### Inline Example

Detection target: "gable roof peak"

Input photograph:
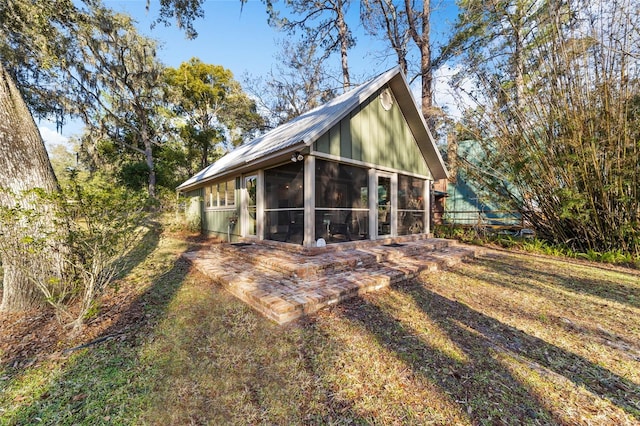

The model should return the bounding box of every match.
[177,66,446,191]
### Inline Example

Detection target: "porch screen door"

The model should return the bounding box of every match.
[244,175,257,236]
[377,176,392,237]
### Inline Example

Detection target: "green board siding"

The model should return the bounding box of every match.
[315,89,430,177]
[187,185,242,239]
[185,188,202,199]
[445,140,520,226]
[316,131,329,153]
[330,124,341,157]
[352,105,367,163]
[351,107,363,162]
[202,208,241,239]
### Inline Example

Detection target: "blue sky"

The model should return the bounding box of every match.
[41,0,461,147]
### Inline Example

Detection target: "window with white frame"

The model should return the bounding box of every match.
[205,179,236,209]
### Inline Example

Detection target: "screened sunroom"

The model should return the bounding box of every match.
[177,67,448,247]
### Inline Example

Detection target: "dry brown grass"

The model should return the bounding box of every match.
[139,248,639,425]
[2,235,639,425]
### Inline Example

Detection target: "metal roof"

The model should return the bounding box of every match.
[177,66,448,191]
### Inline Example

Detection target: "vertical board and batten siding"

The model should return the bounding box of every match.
[202,206,241,239]
[314,88,431,179]
[186,185,242,239]
[446,139,520,226]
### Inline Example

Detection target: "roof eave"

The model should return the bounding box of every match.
[177,142,309,193]
[298,67,404,147]
[178,68,407,192]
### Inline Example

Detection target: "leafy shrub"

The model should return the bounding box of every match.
[490,235,517,248]
[437,225,639,269]
[0,175,150,333]
[118,161,150,191]
[577,249,603,262]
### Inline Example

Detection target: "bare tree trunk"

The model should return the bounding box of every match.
[140,124,156,200]
[0,257,44,311]
[200,143,208,171]
[509,5,525,110]
[420,1,432,118]
[0,63,62,311]
[369,0,409,75]
[405,0,432,119]
[145,144,156,200]
[336,0,351,91]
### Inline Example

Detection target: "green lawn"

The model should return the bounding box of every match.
[1,228,639,425]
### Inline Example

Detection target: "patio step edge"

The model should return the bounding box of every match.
[181,240,479,325]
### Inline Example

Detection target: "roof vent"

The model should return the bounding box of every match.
[380,88,394,110]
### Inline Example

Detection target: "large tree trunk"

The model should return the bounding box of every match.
[144,143,156,200]
[0,63,62,312]
[140,121,157,199]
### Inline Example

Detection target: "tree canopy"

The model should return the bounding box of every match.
[0,0,223,314]
[164,58,264,174]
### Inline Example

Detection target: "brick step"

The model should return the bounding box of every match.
[362,239,453,264]
[216,244,378,278]
[183,239,480,324]
[267,247,476,322]
[216,238,458,279]
[230,246,477,324]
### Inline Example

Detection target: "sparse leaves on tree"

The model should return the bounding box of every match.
[448,0,640,255]
[0,179,150,333]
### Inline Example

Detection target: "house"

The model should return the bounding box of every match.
[177,67,448,247]
[441,139,522,229]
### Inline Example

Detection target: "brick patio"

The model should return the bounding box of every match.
[182,236,480,324]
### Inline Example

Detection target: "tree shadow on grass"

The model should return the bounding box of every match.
[336,272,640,424]
[456,251,640,354]
[4,237,190,424]
[295,317,378,425]
[337,292,558,425]
[453,253,640,353]
[4,253,371,424]
[0,220,163,372]
[478,252,640,310]
[113,219,163,281]
[401,280,640,421]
